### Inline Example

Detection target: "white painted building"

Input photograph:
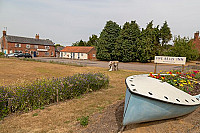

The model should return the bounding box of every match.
[60,46,96,60]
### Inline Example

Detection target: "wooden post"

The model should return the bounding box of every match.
[154,63,157,74]
[56,88,59,103]
[182,65,185,73]
[8,98,13,113]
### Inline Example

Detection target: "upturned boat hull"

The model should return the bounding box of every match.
[123,88,199,126]
[123,74,200,126]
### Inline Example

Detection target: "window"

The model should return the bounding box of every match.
[34,45,38,49]
[51,52,54,56]
[26,44,30,48]
[81,53,83,56]
[15,43,21,47]
[45,52,49,56]
[45,46,50,49]
[93,54,96,57]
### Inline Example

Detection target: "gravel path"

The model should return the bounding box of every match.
[35,57,181,72]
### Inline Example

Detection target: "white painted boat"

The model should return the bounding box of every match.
[123,74,200,126]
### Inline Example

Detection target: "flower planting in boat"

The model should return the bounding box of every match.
[149,70,200,95]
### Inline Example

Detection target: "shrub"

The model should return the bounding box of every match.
[0,73,109,119]
[0,52,5,57]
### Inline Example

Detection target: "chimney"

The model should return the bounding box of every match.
[3,30,6,36]
[35,34,39,39]
[194,31,199,41]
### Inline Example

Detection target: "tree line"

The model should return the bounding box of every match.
[73,20,199,62]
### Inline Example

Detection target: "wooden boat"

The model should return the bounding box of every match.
[123,74,200,126]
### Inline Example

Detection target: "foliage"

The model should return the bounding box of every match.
[0,52,5,57]
[0,73,109,119]
[77,116,89,126]
[114,21,140,62]
[136,21,160,62]
[149,70,200,95]
[96,20,121,61]
[95,20,173,62]
[72,40,87,46]
[165,36,199,61]
[160,21,172,46]
[87,34,98,46]
[55,44,64,49]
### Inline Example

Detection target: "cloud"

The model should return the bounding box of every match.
[1,0,200,45]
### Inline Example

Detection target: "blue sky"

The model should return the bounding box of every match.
[0,0,200,46]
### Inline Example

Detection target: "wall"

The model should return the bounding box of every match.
[6,42,55,57]
[88,48,96,60]
[193,32,200,53]
[60,52,88,59]
[61,52,71,58]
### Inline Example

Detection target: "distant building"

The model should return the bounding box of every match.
[0,30,55,57]
[55,46,64,58]
[60,46,96,60]
[193,31,200,53]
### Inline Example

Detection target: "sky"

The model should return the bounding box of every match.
[0,0,200,46]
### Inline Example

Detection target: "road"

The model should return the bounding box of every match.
[34,57,183,72]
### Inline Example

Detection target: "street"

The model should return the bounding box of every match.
[35,57,182,72]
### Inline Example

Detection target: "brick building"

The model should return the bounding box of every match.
[193,31,200,53]
[60,46,96,60]
[0,30,55,57]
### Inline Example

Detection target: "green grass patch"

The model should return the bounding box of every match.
[77,116,89,126]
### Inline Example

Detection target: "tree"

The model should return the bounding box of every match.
[166,36,199,61]
[136,21,159,62]
[72,40,87,46]
[87,34,98,46]
[114,21,140,62]
[96,20,121,61]
[160,21,172,46]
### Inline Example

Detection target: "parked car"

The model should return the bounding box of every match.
[15,53,32,58]
[6,53,19,57]
[24,53,32,58]
[15,53,24,58]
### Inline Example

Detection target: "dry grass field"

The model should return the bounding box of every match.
[0,58,143,132]
[0,58,200,133]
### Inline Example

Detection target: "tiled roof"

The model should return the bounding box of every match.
[60,46,95,53]
[5,35,54,46]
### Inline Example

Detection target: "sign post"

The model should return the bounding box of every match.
[154,56,186,73]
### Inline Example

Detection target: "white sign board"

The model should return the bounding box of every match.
[37,49,48,52]
[154,56,186,65]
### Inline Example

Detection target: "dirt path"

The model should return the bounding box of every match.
[74,100,200,133]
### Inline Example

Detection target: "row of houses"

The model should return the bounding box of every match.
[2,30,200,60]
[0,30,96,60]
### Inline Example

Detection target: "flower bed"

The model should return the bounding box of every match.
[0,73,109,119]
[149,70,200,96]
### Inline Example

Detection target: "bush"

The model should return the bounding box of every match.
[0,52,5,57]
[0,73,109,119]
[165,36,199,61]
